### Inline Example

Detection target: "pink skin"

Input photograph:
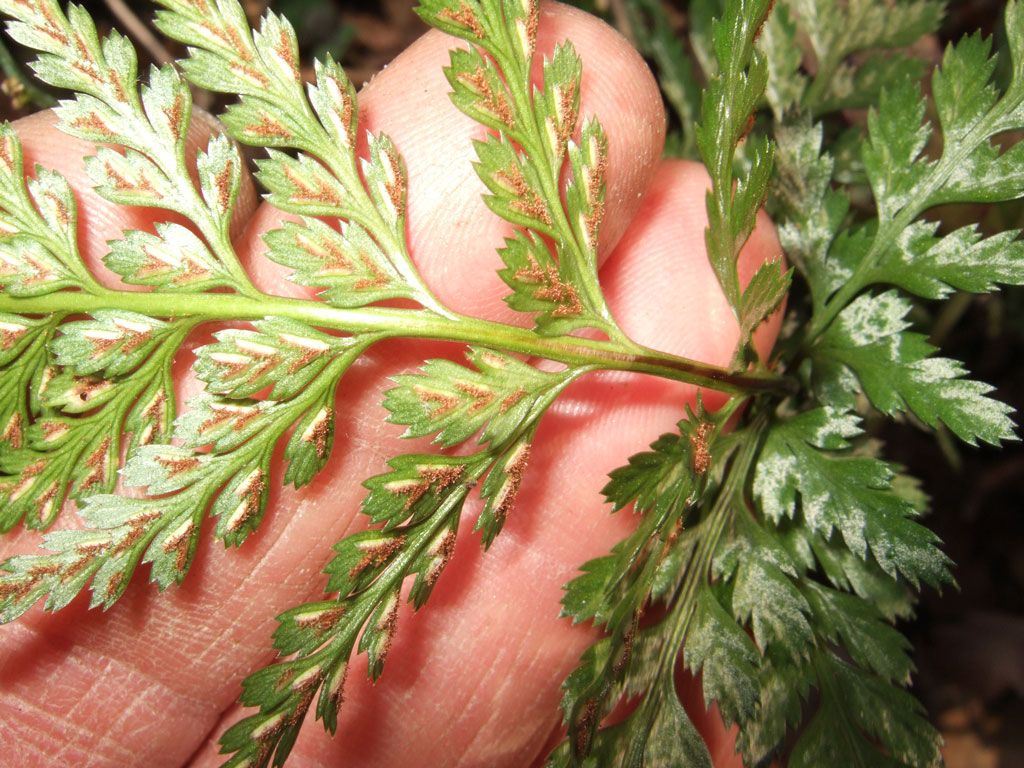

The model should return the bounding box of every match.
[0,3,781,767]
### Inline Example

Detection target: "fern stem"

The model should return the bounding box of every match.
[0,290,793,394]
[657,406,767,683]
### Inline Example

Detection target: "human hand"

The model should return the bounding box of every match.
[0,3,781,766]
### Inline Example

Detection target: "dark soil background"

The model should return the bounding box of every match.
[1,1,1021,765]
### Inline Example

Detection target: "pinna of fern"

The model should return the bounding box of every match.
[0,0,1021,767]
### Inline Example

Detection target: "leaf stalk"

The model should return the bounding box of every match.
[0,290,794,395]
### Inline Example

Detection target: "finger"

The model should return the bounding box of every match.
[0,4,670,767]
[13,107,258,288]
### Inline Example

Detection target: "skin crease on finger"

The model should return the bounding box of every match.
[0,4,779,768]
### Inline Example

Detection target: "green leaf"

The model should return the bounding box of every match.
[308,56,357,153]
[816,55,928,115]
[497,229,587,332]
[476,437,531,548]
[797,526,916,622]
[6,2,138,103]
[0,126,61,245]
[861,79,932,222]
[791,653,942,768]
[362,133,407,233]
[869,222,1024,299]
[717,510,814,662]
[736,257,790,361]
[137,65,191,152]
[0,313,185,531]
[551,644,712,768]
[384,348,561,448]
[272,600,348,657]
[104,224,232,291]
[52,311,170,376]
[802,581,913,684]
[0,314,52,450]
[758,2,806,118]
[539,42,583,164]
[255,151,348,217]
[601,407,711,521]
[261,218,412,307]
[86,147,178,209]
[24,167,78,257]
[564,119,607,262]
[684,585,760,726]
[357,589,400,681]
[927,31,1024,203]
[0,236,78,295]
[696,0,775,313]
[0,490,199,619]
[406,520,459,609]
[735,647,814,764]
[753,407,951,587]
[120,444,209,494]
[798,0,943,93]
[197,133,241,228]
[323,529,409,600]
[445,46,517,137]
[415,0,490,45]
[174,395,275,452]
[861,26,1024,221]
[211,459,272,548]
[639,680,712,768]
[559,552,617,627]
[475,133,555,235]
[282,401,335,489]
[155,0,265,96]
[183,56,278,105]
[194,317,341,399]
[0,449,67,530]
[360,454,470,529]
[251,11,301,89]
[38,371,112,412]
[123,380,174,454]
[771,113,848,306]
[816,290,1017,445]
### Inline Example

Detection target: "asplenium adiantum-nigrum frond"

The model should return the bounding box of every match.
[0,0,1022,766]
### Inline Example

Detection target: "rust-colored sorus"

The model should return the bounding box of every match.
[691,421,713,475]
[348,535,406,581]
